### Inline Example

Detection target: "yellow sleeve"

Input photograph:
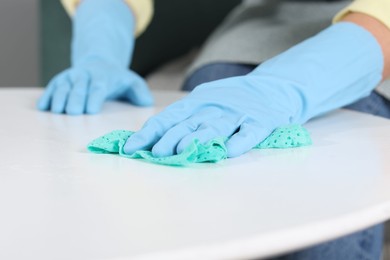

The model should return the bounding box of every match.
[333,0,390,30]
[60,0,154,36]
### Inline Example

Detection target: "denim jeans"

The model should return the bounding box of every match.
[182,62,390,260]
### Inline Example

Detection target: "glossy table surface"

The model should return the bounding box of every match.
[1,87,390,260]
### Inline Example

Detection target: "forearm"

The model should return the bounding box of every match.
[342,12,390,79]
[61,0,153,36]
[71,0,135,67]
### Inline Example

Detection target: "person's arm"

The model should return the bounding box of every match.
[37,0,154,115]
[61,0,154,36]
[123,4,388,158]
[339,12,390,79]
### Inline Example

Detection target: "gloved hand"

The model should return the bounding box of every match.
[37,0,153,115]
[124,22,383,158]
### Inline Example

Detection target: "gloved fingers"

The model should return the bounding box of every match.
[65,70,90,115]
[123,101,197,154]
[176,116,241,155]
[151,107,223,157]
[226,122,272,158]
[123,71,154,106]
[37,71,67,111]
[86,78,107,114]
[51,74,72,114]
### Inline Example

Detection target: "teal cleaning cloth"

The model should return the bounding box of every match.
[87,125,312,166]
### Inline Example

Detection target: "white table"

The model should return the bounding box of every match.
[1,87,390,260]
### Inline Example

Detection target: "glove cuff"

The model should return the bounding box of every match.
[71,0,135,68]
[253,22,384,122]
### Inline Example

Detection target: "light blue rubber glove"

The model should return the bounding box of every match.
[37,0,153,115]
[124,22,383,158]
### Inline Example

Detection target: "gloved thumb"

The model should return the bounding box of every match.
[122,70,154,106]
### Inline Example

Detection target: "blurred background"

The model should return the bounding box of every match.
[1,0,240,87]
[0,0,39,86]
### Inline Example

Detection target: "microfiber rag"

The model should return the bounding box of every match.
[87,125,312,166]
